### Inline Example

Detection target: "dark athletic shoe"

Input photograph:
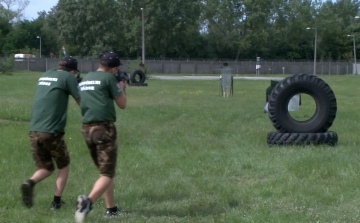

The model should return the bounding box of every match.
[50,200,65,210]
[105,206,122,217]
[75,195,92,223]
[21,181,33,208]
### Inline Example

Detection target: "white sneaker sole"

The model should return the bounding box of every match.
[75,210,85,223]
[74,195,89,223]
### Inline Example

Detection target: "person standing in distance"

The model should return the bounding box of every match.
[75,52,127,223]
[21,56,81,210]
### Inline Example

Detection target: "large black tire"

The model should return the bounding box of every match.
[130,70,146,83]
[268,73,337,133]
[267,131,338,146]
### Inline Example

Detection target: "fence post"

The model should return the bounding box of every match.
[193,61,196,75]
[321,64,323,75]
[80,58,82,73]
[161,60,164,74]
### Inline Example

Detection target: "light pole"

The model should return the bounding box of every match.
[141,7,145,65]
[306,27,317,75]
[348,34,357,75]
[36,36,41,58]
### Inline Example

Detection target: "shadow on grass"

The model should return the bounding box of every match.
[141,189,191,202]
[117,186,254,218]
[123,199,244,218]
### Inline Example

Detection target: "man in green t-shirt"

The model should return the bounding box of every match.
[21,57,81,210]
[75,52,126,223]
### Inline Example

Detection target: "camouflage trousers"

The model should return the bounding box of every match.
[82,121,118,178]
[29,131,70,171]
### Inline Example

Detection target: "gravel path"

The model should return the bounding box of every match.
[149,75,284,80]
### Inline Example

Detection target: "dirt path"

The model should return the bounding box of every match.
[150,76,284,80]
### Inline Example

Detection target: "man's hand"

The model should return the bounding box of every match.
[118,80,126,94]
[115,81,127,109]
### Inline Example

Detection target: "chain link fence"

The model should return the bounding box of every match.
[13,58,355,75]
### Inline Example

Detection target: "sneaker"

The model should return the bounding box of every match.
[50,200,65,210]
[105,206,122,217]
[21,181,33,208]
[75,195,92,223]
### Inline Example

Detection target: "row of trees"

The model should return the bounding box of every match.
[0,0,360,61]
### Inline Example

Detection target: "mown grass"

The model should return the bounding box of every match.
[1,71,360,222]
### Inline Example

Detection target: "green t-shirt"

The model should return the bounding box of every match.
[29,69,80,133]
[79,71,122,123]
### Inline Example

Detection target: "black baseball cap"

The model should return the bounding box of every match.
[59,56,79,72]
[100,52,122,68]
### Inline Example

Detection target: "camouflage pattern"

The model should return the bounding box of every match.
[81,122,117,178]
[29,131,70,171]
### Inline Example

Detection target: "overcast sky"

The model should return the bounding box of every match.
[23,0,58,20]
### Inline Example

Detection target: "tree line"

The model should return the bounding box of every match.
[0,0,359,61]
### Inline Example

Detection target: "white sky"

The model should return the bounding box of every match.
[23,0,58,20]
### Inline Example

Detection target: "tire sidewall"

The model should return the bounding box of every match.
[130,70,146,83]
[268,74,336,133]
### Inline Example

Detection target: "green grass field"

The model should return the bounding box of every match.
[1,71,360,222]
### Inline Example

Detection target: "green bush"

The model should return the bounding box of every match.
[126,58,150,78]
[0,55,15,75]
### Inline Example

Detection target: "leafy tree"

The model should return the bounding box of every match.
[1,0,360,60]
[270,0,317,60]
[117,0,204,58]
[56,0,121,57]
[0,16,12,54]
[200,0,317,60]
[2,19,42,55]
[0,0,29,23]
[35,10,60,57]
[145,0,203,58]
[315,0,360,60]
[201,0,246,59]
[240,0,278,59]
